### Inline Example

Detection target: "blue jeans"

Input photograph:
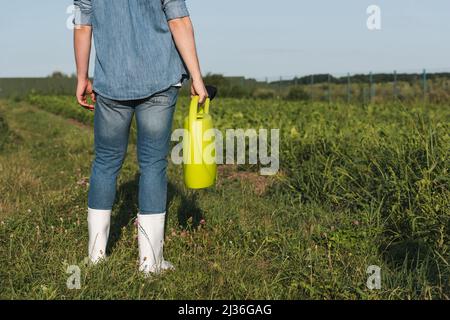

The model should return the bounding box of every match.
[88,86,179,214]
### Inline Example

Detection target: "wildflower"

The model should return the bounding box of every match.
[77,177,89,187]
[290,127,300,139]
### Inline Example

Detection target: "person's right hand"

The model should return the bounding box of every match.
[76,78,96,111]
[191,77,208,104]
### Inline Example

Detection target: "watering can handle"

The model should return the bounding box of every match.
[189,96,211,131]
[189,85,217,130]
[189,96,211,115]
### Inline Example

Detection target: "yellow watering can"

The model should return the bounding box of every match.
[183,87,218,189]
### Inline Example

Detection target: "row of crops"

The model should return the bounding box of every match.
[0,111,20,151]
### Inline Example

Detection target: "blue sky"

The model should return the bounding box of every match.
[1,0,449,79]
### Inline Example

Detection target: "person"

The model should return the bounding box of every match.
[73,0,208,275]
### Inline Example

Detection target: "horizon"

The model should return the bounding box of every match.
[1,70,450,82]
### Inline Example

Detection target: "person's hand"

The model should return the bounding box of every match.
[76,78,96,111]
[191,77,208,104]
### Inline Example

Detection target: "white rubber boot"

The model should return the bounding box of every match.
[87,208,111,264]
[137,213,174,275]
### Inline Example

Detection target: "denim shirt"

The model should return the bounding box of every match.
[74,0,190,101]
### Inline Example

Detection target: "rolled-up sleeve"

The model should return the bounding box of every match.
[73,0,92,26]
[161,0,190,21]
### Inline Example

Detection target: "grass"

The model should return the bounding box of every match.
[0,96,449,299]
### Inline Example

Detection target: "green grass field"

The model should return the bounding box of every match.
[0,95,449,299]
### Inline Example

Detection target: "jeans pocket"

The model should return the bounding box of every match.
[96,94,120,108]
[150,86,179,105]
